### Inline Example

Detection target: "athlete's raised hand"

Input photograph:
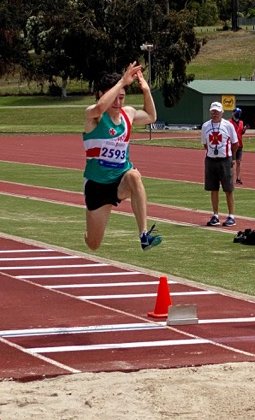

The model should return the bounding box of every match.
[136,69,150,92]
[122,61,142,86]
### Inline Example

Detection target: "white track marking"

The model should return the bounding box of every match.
[1,263,108,270]
[79,291,216,299]
[2,317,255,338]
[46,281,177,289]
[0,323,165,337]
[16,271,142,279]
[0,248,53,253]
[199,317,255,324]
[0,337,80,373]
[29,338,209,354]
[0,256,80,261]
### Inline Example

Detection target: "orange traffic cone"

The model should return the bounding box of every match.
[148,275,172,318]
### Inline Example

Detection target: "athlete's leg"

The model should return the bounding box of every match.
[117,168,147,234]
[85,204,112,250]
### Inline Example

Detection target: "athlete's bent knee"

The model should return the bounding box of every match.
[84,234,101,251]
[126,169,142,187]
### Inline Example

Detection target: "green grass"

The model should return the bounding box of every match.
[0,95,144,133]
[0,94,143,107]
[0,96,91,106]
[0,162,82,191]
[1,194,255,295]
[1,161,255,217]
[132,137,255,152]
[188,61,254,80]
[0,107,84,133]
[188,30,255,80]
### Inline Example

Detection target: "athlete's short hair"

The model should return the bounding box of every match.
[95,72,123,99]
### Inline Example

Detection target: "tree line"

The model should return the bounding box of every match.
[0,0,254,104]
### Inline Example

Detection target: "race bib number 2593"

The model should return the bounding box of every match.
[99,140,127,168]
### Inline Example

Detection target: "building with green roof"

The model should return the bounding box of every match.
[153,80,255,128]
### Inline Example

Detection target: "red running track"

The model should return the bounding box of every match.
[1,134,255,231]
[1,134,255,381]
[0,133,255,186]
[1,181,255,233]
[0,236,255,381]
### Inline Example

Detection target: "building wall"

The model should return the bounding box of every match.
[152,87,203,126]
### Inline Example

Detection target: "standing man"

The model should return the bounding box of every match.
[229,107,247,185]
[82,61,162,251]
[201,101,239,227]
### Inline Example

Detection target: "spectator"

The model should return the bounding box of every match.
[229,107,247,185]
[201,102,239,227]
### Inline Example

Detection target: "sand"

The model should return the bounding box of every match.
[0,362,255,419]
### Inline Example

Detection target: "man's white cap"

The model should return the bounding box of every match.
[209,102,223,112]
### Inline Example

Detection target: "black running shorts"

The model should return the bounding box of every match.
[84,177,123,211]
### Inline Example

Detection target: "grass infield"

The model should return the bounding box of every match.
[0,161,255,296]
[1,161,255,217]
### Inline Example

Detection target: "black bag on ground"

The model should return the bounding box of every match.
[233,229,255,245]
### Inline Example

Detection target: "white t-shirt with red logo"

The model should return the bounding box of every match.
[201,118,238,158]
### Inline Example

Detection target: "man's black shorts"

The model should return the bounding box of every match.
[84,177,123,211]
[205,157,233,192]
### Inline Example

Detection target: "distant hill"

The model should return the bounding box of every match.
[188,29,255,81]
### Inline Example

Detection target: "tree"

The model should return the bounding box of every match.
[23,0,84,95]
[216,0,232,28]
[230,0,255,15]
[90,1,200,105]
[231,0,238,31]
[1,0,201,104]
[185,1,219,26]
[151,8,200,106]
[0,0,28,77]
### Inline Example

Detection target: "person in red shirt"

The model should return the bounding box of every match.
[229,107,247,185]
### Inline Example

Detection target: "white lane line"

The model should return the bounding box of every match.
[0,249,53,254]
[79,291,216,299]
[0,323,164,338]
[1,263,108,270]
[2,317,255,338]
[199,317,255,324]
[16,271,142,279]
[0,337,80,373]
[0,256,81,261]
[46,281,177,289]
[215,335,255,344]
[29,338,209,354]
